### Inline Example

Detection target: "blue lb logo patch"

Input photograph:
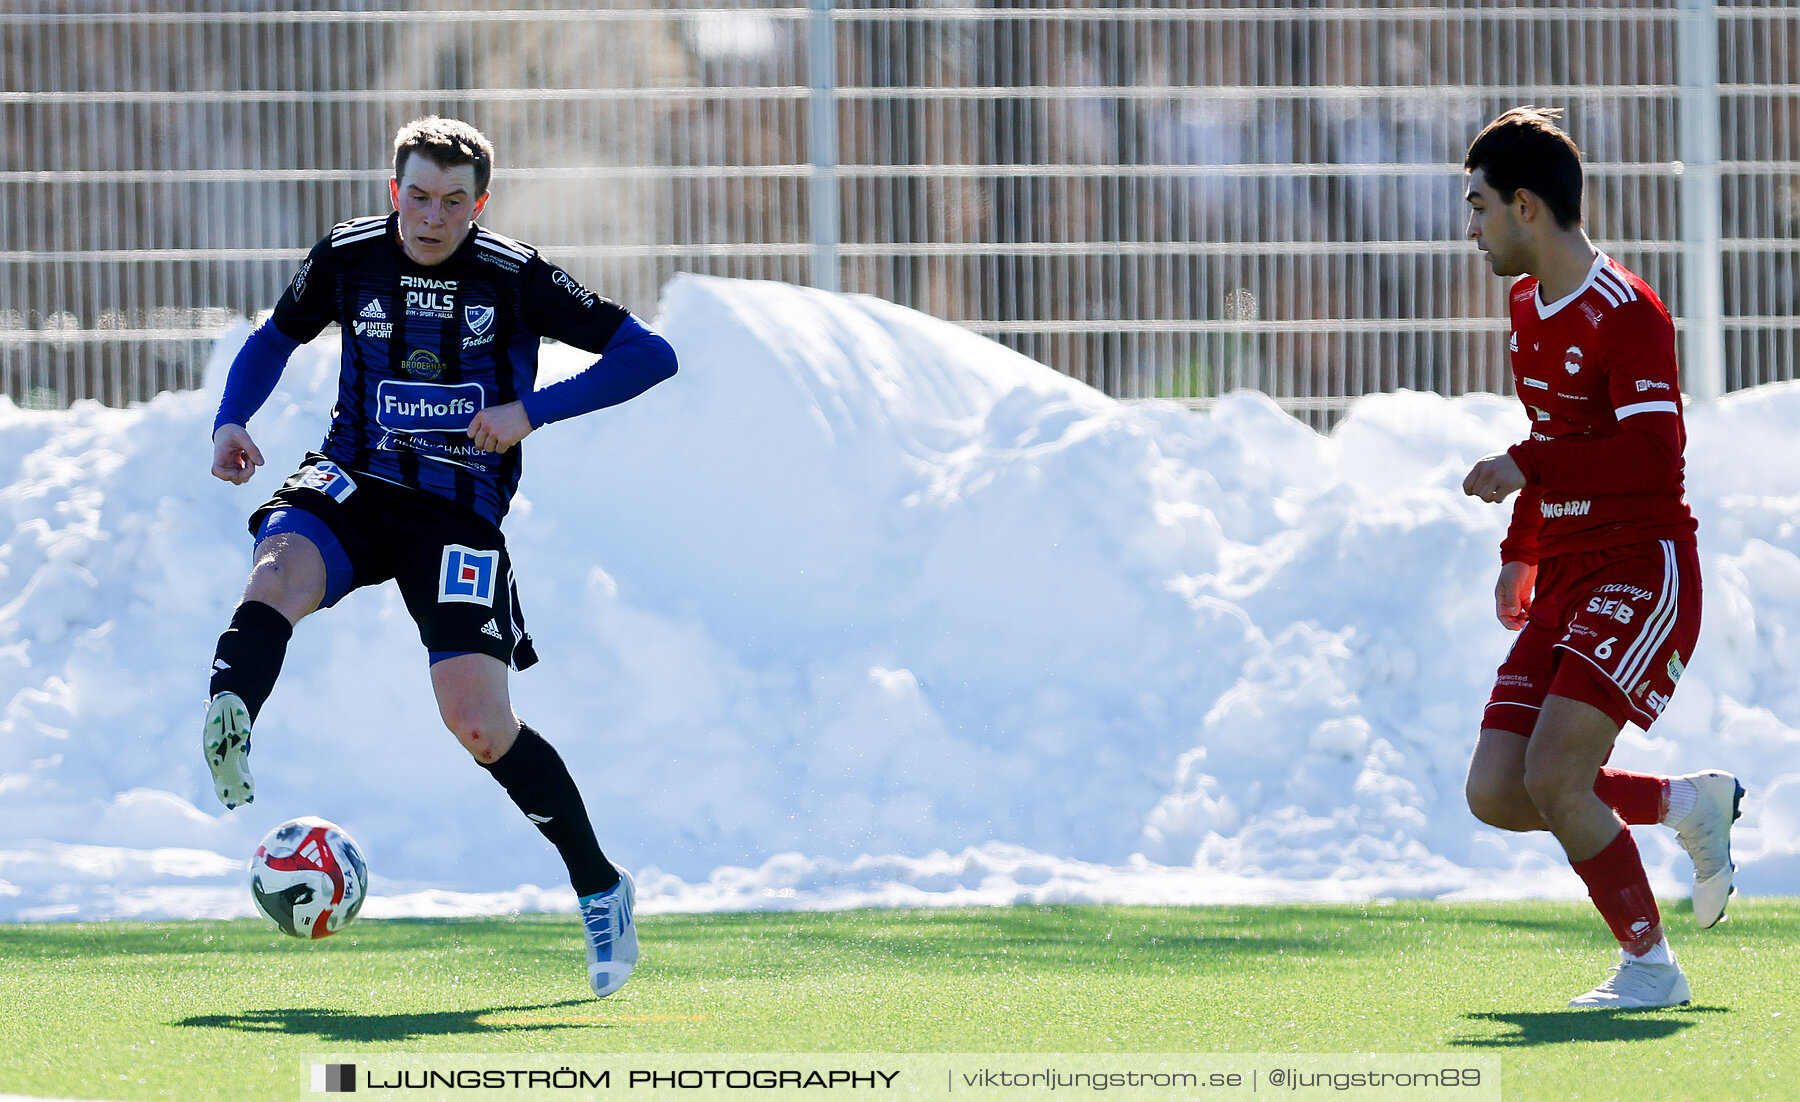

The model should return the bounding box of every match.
[439,545,499,606]
[296,460,356,503]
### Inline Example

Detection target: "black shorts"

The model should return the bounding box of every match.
[247,454,539,670]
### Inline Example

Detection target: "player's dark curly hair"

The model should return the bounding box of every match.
[1465,106,1583,230]
[393,116,495,195]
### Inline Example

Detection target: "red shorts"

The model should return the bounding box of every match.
[1484,539,1701,736]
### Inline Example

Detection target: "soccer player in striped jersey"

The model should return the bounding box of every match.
[204,117,671,998]
[1459,107,1743,1009]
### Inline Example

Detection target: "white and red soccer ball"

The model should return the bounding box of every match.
[249,816,369,939]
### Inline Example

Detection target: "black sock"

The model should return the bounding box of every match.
[480,723,619,898]
[209,600,293,722]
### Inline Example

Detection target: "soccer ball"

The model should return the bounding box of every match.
[249,816,369,940]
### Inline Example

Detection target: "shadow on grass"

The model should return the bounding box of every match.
[175,1000,617,1042]
[1452,1005,1726,1047]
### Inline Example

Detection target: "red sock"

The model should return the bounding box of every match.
[1569,828,1663,956]
[1593,769,1667,826]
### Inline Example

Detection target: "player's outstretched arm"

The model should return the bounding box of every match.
[211,423,265,485]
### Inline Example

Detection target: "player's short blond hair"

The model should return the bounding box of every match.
[393,116,495,195]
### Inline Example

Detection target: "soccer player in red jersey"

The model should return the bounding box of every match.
[1459,107,1744,1008]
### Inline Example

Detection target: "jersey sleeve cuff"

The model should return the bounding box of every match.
[1506,441,1542,485]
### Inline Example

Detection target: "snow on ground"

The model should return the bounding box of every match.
[2,273,1797,924]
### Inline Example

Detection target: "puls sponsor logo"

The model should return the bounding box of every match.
[406,290,455,319]
[402,275,457,319]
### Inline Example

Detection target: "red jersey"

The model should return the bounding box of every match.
[1500,252,1698,564]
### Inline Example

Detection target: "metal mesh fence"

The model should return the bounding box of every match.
[3,1,1796,423]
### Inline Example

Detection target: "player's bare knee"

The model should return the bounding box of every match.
[1465,781,1509,828]
[444,710,517,764]
[1466,779,1534,831]
[451,722,502,763]
[1521,766,1582,829]
[244,548,323,620]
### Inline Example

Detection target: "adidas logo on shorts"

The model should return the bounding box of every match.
[480,619,503,640]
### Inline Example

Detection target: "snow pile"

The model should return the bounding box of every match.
[2,274,1796,922]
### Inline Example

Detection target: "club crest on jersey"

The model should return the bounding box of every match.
[1564,345,1584,375]
[463,304,497,350]
[401,348,444,380]
[439,545,499,607]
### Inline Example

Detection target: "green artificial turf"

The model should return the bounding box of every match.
[0,900,1794,1100]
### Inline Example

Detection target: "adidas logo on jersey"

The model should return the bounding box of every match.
[480,619,503,640]
[359,299,387,320]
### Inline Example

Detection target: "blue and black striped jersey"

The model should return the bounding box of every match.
[267,213,633,525]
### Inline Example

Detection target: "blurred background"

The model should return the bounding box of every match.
[3,0,1796,425]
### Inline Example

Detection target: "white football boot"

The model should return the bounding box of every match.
[202,691,255,809]
[1568,950,1692,1009]
[1670,770,1744,928]
[580,868,639,998]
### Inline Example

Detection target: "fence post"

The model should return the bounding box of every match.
[1677,0,1725,401]
[807,0,840,293]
